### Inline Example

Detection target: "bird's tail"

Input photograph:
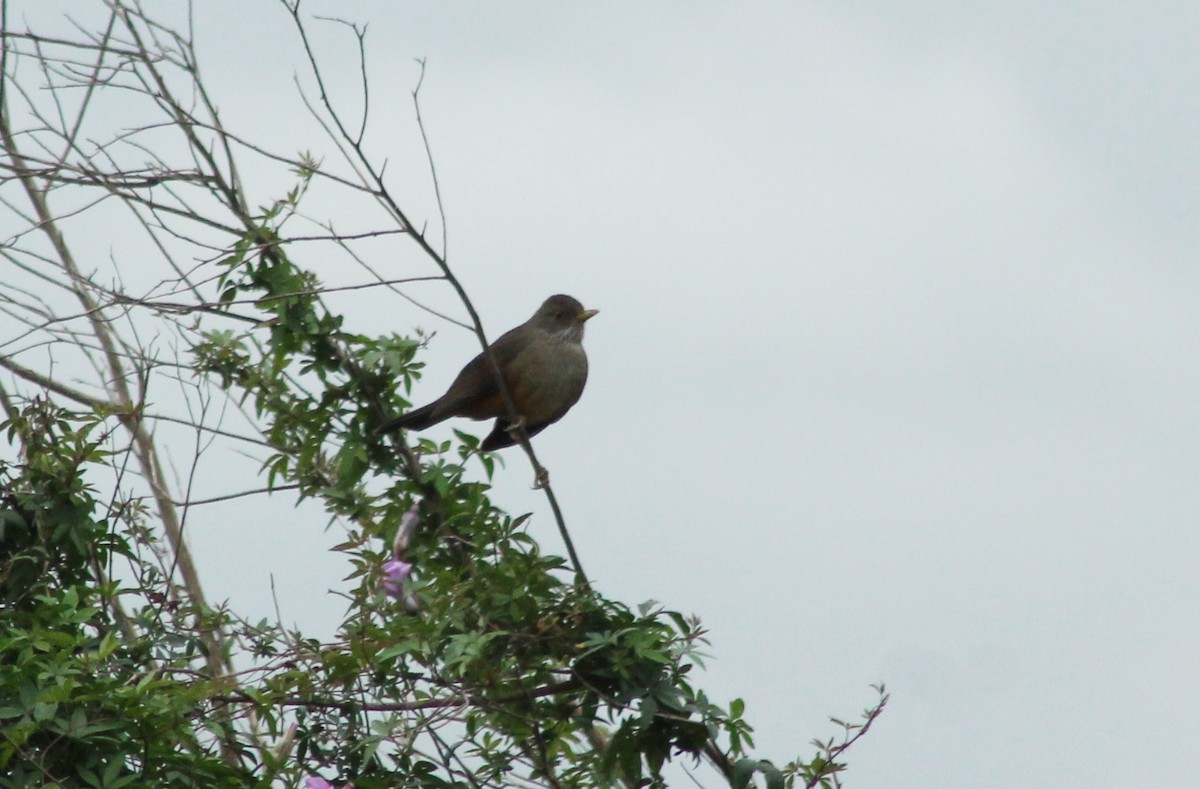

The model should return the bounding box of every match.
[375,402,442,435]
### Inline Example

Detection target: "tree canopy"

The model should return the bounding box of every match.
[0,3,884,787]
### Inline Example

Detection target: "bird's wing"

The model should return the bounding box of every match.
[433,326,528,417]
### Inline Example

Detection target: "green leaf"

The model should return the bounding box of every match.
[103,757,124,786]
[732,758,785,789]
[376,639,421,661]
[96,628,120,657]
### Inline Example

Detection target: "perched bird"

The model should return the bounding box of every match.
[377,294,598,451]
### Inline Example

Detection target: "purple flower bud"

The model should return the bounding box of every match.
[304,777,341,789]
[303,777,353,789]
[392,501,420,558]
[381,558,414,600]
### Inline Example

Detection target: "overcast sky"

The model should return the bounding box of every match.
[7,2,1200,787]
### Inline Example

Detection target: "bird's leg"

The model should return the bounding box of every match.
[499,416,548,487]
[505,415,528,443]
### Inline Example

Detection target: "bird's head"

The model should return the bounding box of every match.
[531,294,598,342]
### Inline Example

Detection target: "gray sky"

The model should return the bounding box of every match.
[8,2,1199,786]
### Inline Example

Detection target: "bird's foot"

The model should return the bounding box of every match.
[532,466,550,489]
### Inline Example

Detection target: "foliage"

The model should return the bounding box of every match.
[0,2,885,786]
[0,410,253,786]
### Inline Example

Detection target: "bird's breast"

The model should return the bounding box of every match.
[507,338,589,426]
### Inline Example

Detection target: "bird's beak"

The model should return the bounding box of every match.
[576,308,599,323]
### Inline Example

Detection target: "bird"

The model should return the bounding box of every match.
[377,294,598,451]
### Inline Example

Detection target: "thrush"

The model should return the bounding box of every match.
[377,294,598,451]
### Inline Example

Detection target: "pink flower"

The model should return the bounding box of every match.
[304,777,353,789]
[381,558,413,600]
[304,778,334,789]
